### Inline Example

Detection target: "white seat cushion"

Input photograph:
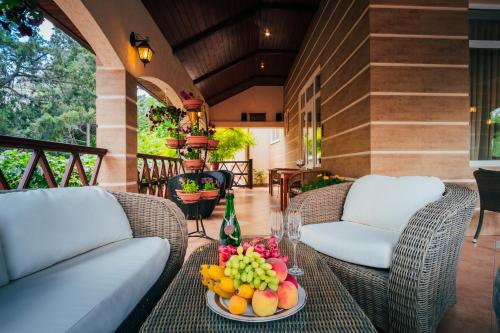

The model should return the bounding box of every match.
[341,175,445,233]
[301,222,400,269]
[0,237,170,333]
[0,187,133,279]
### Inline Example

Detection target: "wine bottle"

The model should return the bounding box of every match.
[219,190,241,246]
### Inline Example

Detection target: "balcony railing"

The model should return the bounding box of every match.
[137,153,182,198]
[0,135,107,190]
[219,159,253,188]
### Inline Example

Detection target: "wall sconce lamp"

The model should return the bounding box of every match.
[130,32,154,66]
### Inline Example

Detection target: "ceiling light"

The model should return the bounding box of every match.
[264,28,271,37]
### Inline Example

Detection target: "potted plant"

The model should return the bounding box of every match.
[180,90,204,110]
[200,177,220,200]
[208,149,223,170]
[165,127,187,148]
[175,178,201,203]
[207,126,219,149]
[186,122,208,147]
[182,148,203,170]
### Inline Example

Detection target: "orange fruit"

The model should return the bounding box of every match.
[228,295,247,315]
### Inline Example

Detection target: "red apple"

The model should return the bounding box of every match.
[285,274,298,289]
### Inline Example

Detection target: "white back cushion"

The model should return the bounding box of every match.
[341,175,445,233]
[0,187,132,279]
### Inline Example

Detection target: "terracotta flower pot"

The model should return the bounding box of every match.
[201,189,219,200]
[208,139,219,149]
[211,162,220,170]
[175,189,201,204]
[187,136,208,147]
[183,98,204,110]
[183,159,204,170]
[166,138,186,148]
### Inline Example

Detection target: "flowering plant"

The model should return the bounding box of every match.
[146,105,185,131]
[218,236,287,266]
[179,90,202,101]
[207,126,216,139]
[201,177,219,190]
[300,174,345,192]
[187,122,206,136]
[181,147,201,160]
[166,127,189,140]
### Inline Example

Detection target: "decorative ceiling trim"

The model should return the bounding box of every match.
[193,49,298,84]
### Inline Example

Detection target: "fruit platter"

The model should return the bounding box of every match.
[200,237,307,322]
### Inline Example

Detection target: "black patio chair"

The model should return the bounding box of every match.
[167,173,218,219]
[218,169,234,192]
[473,168,500,243]
[204,171,226,204]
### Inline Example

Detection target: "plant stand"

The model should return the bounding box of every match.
[185,201,214,240]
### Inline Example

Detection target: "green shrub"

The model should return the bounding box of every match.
[0,149,96,189]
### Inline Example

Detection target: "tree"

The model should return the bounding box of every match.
[209,128,255,162]
[0,26,96,145]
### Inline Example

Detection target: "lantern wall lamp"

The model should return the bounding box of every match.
[130,32,154,66]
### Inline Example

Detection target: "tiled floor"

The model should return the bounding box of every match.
[185,187,498,333]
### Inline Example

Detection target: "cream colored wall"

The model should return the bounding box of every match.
[210,86,283,128]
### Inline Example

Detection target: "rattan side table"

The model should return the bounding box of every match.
[140,239,376,332]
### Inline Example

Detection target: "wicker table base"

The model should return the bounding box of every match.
[140,239,376,332]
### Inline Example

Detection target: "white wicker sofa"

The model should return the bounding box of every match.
[0,187,187,333]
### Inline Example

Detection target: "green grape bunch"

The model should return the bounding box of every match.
[223,246,280,291]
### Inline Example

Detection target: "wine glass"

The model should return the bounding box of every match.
[287,210,304,276]
[269,210,284,243]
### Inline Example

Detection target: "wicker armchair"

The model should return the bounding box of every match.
[287,182,477,333]
[110,191,188,332]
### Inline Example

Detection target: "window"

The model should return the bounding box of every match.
[270,128,283,144]
[470,9,500,162]
[299,70,321,168]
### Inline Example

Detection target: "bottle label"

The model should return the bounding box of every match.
[223,216,238,240]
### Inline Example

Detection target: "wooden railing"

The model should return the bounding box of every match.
[219,159,253,188]
[0,135,107,190]
[137,153,182,198]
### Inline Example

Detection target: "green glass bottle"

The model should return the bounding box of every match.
[219,190,241,246]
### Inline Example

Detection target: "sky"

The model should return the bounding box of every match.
[19,19,54,42]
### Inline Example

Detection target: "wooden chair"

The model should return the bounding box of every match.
[473,168,500,243]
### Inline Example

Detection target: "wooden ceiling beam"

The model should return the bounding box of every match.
[206,75,286,106]
[193,49,297,84]
[172,2,317,54]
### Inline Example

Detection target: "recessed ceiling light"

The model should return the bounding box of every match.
[264,28,271,37]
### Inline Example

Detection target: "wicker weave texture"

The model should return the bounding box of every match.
[140,239,377,333]
[287,183,477,333]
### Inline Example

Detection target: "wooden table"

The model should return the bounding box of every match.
[268,168,299,196]
[139,239,376,333]
[278,169,301,211]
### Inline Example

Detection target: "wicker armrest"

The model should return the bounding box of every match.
[387,183,477,332]
[110,191,188,269]
[286,182,352,225]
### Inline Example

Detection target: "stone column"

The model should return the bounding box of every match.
[95,68,138,192]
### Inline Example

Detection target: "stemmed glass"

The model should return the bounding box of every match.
[287,210,304,276]
[269,210,284,243]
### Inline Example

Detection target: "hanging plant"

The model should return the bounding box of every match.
[146,105,185,131]
[0,0,44,37]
